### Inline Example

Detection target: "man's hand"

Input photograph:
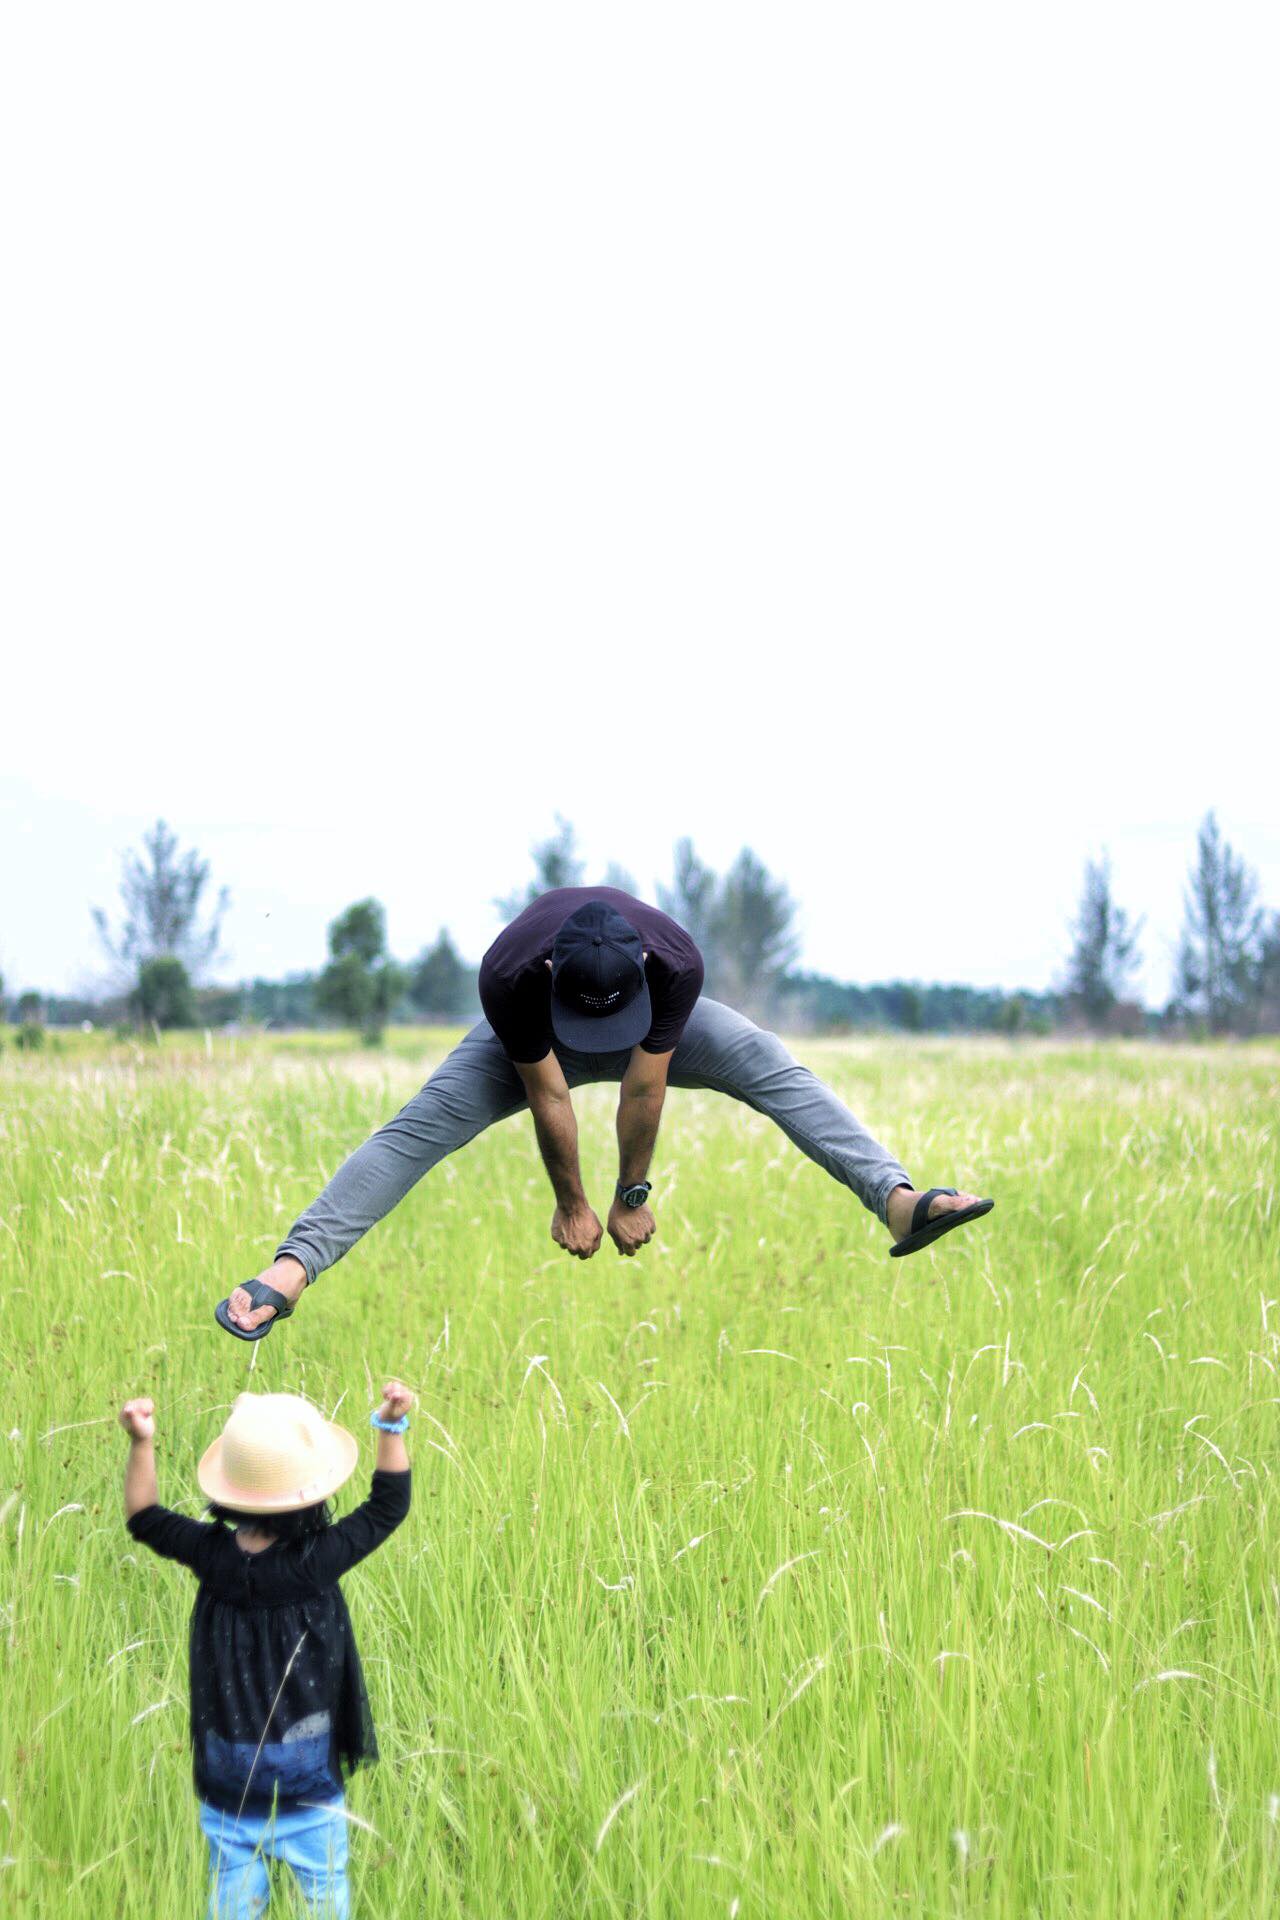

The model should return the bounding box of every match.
[607,1199,656,1257]
[518,1056,599,1253]
[613,1048,669,1254]
[551,1203,603,1259]
[119,1398,156,1443]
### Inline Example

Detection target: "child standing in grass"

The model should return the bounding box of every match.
[119,1382,413,1919]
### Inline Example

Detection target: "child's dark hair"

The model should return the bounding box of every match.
[206,1499,333,1544]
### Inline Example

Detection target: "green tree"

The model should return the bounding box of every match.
[496,816,584,918]
[898,984,924,1033]
[714,849,799,1016]
[657,839,721,976]
[997,993,1028,1037]
[1064,856,1143,1029]
[13,988,46,1051]
[314,899,406,1042]
[601,862,638,896]
[1253,914,1280,1034]
[93,820,229,984]
[659,840,797,1017]
[243,974,318,1027]
[133,955,197,1029]
[409,929,475,1018]
[1173,813,1264,1034]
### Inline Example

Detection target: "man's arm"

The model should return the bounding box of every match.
[515,1054,603,1259]
[608,1047,671,1256]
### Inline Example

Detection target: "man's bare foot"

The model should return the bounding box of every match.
[226,1256,308,1333]
[886,1185,986,1244]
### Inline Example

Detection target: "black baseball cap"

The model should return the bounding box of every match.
[550,901,652,1052]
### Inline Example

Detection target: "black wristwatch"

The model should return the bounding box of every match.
[616,1180,652,1209]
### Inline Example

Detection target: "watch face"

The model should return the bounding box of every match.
[621,1183,650,1208]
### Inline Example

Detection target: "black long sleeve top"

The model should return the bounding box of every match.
[128,1467,411,1813]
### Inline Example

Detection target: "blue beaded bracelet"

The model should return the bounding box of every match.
[370,1410,409,1435]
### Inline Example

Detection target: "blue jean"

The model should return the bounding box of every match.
[199,1797,349,1918]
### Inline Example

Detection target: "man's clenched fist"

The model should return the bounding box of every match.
[551,1203,603,1259]
[607,1200,656,1257]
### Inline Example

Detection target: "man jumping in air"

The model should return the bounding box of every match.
[217,886,993,1339]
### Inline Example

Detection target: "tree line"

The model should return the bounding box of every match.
[3,811,1278,1045]
[1061,814,1280,1036]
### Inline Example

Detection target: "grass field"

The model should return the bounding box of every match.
[2,1029,1278,1918]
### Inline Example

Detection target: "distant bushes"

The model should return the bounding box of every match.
[777,972,1063,1036]
[133,955,197,1030]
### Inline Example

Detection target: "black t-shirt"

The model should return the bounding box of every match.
[479,887,704,1064]
[127,1468,411,1813]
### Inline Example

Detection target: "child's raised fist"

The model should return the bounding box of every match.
[119,1398,156,1442]
[378,1381,413,1423]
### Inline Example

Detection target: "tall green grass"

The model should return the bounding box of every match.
[2,1033,1277,1916]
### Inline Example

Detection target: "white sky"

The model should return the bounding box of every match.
[2,4,1278,1009]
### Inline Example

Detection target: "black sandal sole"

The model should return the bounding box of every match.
[889,1197,994,1259]
[214,1279,296,1342]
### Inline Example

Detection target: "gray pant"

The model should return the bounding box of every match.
[276,997,911,1283]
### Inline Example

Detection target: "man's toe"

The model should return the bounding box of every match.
[228,1287,273,1330]
[931,1190,979,1218]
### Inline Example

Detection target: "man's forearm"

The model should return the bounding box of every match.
[617,1089,666,1186]
[530,1092,588,1207]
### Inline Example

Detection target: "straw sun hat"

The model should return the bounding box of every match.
[197,1392,359,1515]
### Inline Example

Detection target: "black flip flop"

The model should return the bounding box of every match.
[214,1278,296,1342]
[889,1187,994,1259]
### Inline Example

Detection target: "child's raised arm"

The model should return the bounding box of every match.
[291,1382,414,1586]
[373,1379,413,1474]
[119,1398,158,1518]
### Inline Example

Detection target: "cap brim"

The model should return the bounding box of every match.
[550,978,652,1054]
[196,1423,359,1514]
